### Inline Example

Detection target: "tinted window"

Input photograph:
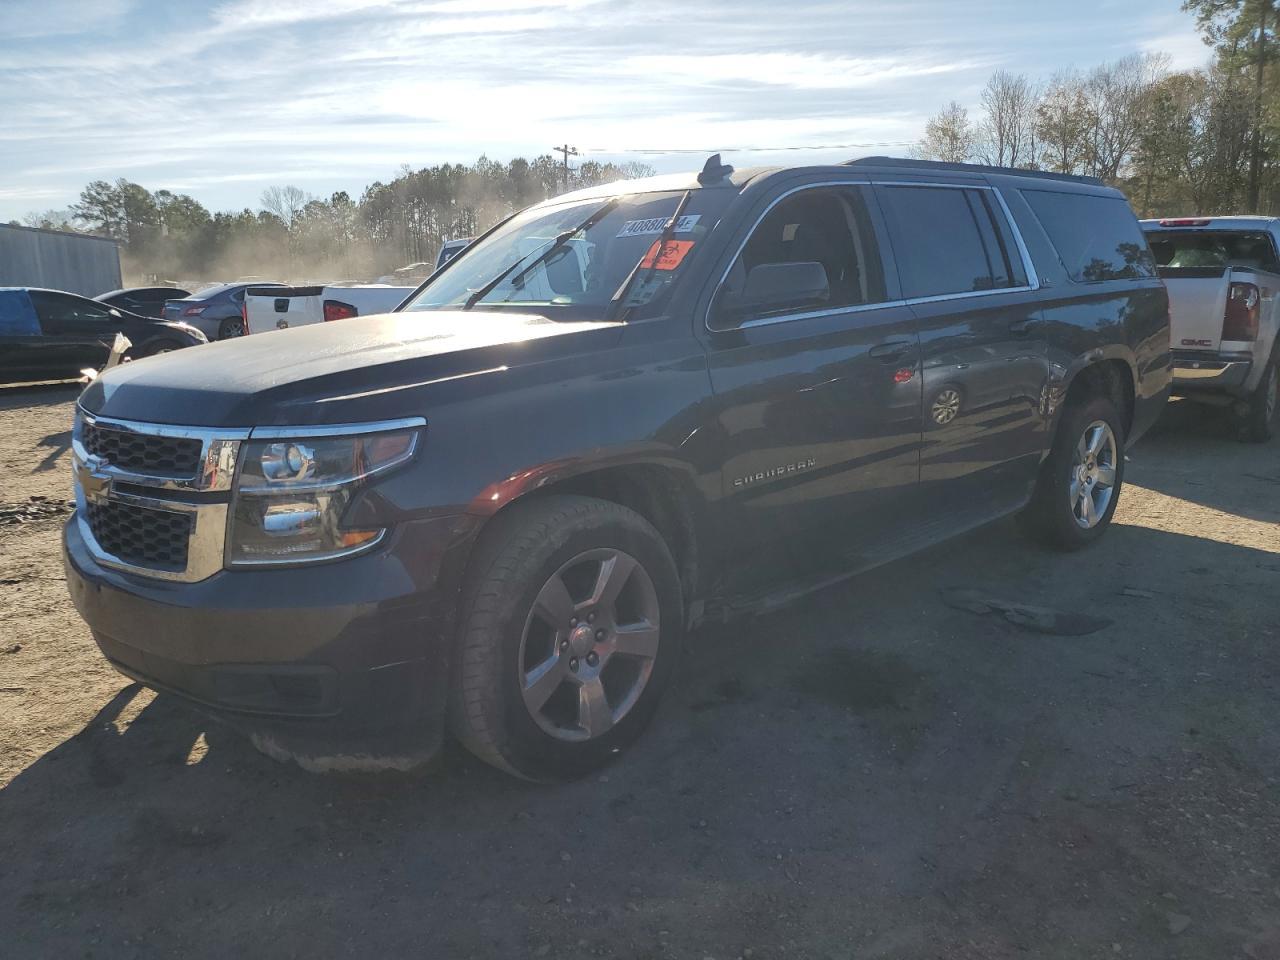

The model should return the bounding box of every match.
[1145,231,1280,272]
[29,291,115,330]
[877,185,1026,298]
[712,185,887,328]
[1022,190,1155,282]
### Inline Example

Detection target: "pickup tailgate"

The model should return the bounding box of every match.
[245,285,323,334]
[1159,268,1228,353]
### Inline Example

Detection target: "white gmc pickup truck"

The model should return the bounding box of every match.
[243,284,415,334]
[1142,216,1280,442]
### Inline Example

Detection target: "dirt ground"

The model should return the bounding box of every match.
[0,383,1277,960]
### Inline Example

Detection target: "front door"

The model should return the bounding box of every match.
[873,182,1049,519]
[28,290,116,376]
[703,183,923,595]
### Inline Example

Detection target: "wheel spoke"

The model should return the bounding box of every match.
[611,621,660,660]
[523,655,568,712]
[534,573,575,626]
[1080,490,1098,527]
[577,678,613,737]
[587,553,637,610]
[1095,464,1116,488]
[1086,425,1107,457]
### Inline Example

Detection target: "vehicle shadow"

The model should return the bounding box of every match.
[1128,397,1280,523]
[1,522,1278,958]
[35,430,72,472]
[0,382,80,411]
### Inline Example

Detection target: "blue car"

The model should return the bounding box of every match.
[0,287,206,385]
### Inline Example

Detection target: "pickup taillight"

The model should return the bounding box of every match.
[241,301,250,335]
[1223,282,1260,341]
[323,299,358,323]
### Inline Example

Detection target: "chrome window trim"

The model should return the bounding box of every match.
[705,179,1042,334]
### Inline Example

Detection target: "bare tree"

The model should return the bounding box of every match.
[975,71,1040,167]
[1036,71,1094,173]
[260,185,311,231]
[914,101,976,162]
[1081,53,1169,182]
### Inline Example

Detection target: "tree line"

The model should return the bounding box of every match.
[914,0,1280,217]
[14,156,653,285]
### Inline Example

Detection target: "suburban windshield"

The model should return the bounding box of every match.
[401,189,732,321]
[1147,231,1280,272]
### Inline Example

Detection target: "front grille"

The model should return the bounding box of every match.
[86,500,192,570]
[82,421,203,477]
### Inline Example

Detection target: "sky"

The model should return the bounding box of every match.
[0,0,1211,222]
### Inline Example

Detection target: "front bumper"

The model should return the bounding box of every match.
[64,513,474,770]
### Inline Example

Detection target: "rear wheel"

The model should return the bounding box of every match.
[1238,354,1278,443]
[449,496,682,781]
[1020,393,1126,551]
[218,317,246,340]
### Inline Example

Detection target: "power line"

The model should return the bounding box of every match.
[581,140,918,156]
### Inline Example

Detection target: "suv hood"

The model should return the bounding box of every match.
[81,310,623,426]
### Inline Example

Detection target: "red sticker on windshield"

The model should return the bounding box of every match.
[639,239,695,271]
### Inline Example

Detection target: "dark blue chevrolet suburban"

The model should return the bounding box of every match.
[64,157,1171,780]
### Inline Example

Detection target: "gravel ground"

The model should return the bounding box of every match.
[1,383,1278,960]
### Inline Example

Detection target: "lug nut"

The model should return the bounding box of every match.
[586,652,599,667]
[595,629,606,641]
[560,639,569,651]
[587,612,596,624]
[569,657,579,672]
[569,617,578,627]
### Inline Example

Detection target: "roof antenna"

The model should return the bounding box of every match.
[698,153,734,185]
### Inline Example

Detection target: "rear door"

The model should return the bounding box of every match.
[703,181,923,593]
[873,181,1048,517]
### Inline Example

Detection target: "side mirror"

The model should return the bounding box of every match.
[717,261,829,324]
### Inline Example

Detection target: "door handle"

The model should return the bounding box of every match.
[1009,318,1035,335]
[869,340,914,362]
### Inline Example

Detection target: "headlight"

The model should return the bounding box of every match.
[227,422,422,566]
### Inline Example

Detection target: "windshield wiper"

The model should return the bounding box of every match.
[607,191,693,322]
[462,198,620,311]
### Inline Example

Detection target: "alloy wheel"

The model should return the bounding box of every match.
[931,387,962,425]
[1069,420,1118,529]
[518,548,660,742]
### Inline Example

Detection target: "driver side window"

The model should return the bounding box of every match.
[712,185,887,329]
[29,291,113,331]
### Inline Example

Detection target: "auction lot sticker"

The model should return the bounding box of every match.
[616,215,700,238]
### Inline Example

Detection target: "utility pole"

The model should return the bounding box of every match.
[554,144,579,190]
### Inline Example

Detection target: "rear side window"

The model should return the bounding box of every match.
[1022,190,1155,282]
[876,185,1028,299]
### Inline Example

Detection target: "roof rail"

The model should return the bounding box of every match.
[845,156,1104,186]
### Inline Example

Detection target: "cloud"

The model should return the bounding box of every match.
[615,53,983,91]
[0,0,135,38]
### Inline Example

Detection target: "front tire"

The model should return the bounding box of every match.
[1238,353,1278,443]
[1021,394,1126,551]
[449,496,683,781]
